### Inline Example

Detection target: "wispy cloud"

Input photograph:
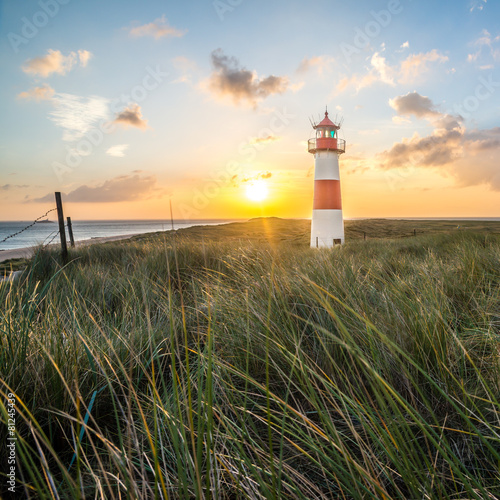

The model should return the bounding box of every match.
[203,49,289,107]
[31,174,162,203]
[113,104,149,129]
[17,84,55,101]
[106,144,130,157]
[128,15,185,40]
[336,49,448,93]
[77,49,92,67]
[248,135,281,145]
[22,49,92,77]
[467,29,500,63]
[399,49,449,83]
[337,52,395,92]
[230,171,272,186]
[1,184,29,191]
[296,55,335,75]
[470,0,487,12]
[49,93,110,142]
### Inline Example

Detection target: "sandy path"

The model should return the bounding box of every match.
[0,233,146,264]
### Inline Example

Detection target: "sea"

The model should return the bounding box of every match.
[0,219,242,251]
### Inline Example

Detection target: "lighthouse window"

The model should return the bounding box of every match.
[330,130,335,138]
[317,130,323,138]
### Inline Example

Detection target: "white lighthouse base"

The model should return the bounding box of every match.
[310,209,344,248]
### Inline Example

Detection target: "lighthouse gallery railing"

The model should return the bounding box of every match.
[308,138,346,154]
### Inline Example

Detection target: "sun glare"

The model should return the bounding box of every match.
[246,180,269,202]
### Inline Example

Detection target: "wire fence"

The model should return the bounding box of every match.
[0,208,57,245]
[43,230,61,247]
[353,229,424,241]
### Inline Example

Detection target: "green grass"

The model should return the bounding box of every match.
[0,219,499,498]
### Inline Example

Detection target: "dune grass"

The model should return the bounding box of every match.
[0,221,499,498]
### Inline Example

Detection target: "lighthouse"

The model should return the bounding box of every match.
[308,109,346,247]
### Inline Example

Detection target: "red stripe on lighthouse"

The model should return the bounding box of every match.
[313,180,342,210]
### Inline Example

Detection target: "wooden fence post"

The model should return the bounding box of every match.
[67,216,75,248]
[55,192,68,262]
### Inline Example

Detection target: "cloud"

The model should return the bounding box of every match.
[379,92,500,190]
[49,93,110,141]
[389,91,440,118]
[248,135,281,145]
[31,174,161,203]
[398,49,449,83]
[78,49,92,67]
[296,55,335,75]
[371,52,395,85]
[22,49,92,77]
[128,15,185,39]
[230,171,272,186]
[113,104,149,129]
[400,41,409,49]
[1,184,29,191]
[106,144,129,157]
[336,49,448,93]
[17,84,55,101]
[204,49,289,106]
[470,0,487,12]
[379,129,464,170]
[336,52,394,92]
[467,29,500,63]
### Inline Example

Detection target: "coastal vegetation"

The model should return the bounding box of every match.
[1,218,500,498]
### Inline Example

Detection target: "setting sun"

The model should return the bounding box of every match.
[246,180,269,202]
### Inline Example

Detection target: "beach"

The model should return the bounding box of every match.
[0,233,145,264]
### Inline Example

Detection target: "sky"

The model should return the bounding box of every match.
[0,0,499,221]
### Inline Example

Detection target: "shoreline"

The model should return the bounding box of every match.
[0,232,146,264]
[3,217,500,266]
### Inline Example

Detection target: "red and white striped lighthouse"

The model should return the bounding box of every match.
[308,109,346,248]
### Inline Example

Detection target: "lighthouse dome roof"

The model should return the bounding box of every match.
[316,111,340,130]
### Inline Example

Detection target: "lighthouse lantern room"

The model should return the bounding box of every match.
[308,109,346,248]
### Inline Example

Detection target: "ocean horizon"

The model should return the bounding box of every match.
[3,216,500,252]
[0,219,244,251]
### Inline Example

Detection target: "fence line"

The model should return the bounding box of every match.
[43,230,61,247]
[0,208,57,244]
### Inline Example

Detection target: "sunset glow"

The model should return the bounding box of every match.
[246,181,269,202]
[0,0,499,221]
